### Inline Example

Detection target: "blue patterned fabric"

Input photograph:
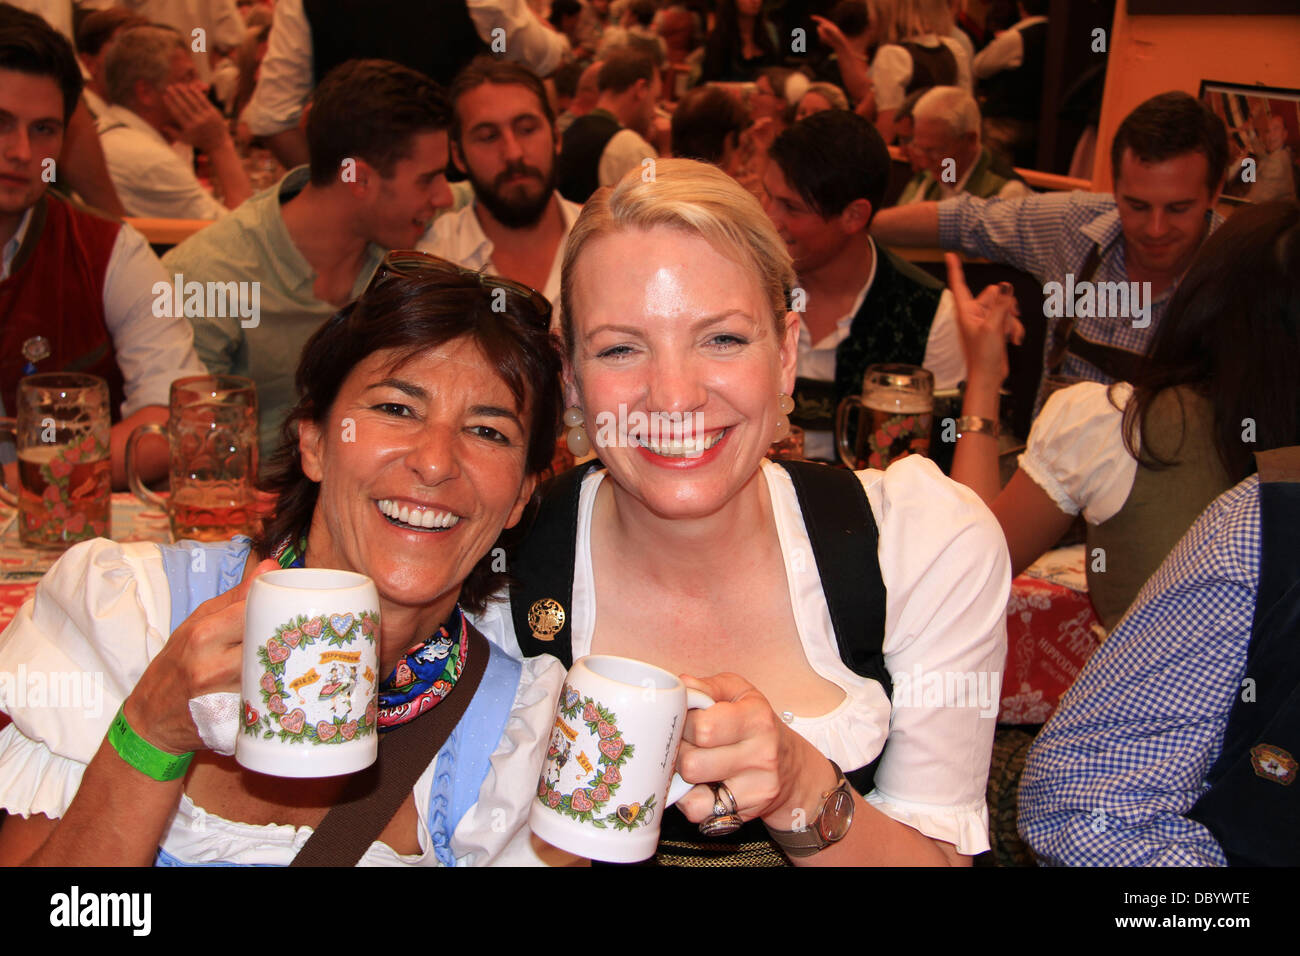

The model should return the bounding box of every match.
[150,540,521,866]
[937,192,1223,409]
[1018,476,1260,866]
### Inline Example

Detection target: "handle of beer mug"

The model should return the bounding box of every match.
[665,688,717,806]
[0,417,17,507]
[126,422,168,509]
[834,396,865,470]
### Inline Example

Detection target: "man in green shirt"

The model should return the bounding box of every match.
[163,59,454,469]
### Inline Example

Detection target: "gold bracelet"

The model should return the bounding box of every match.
[955,415,1000,439]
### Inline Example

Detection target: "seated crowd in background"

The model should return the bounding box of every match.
[2,0,1298,868]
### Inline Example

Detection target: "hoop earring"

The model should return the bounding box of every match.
[563,407,591,457]
[774,393,795,442]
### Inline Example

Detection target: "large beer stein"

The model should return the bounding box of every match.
[127,375,259,542]
[834,364,934,470]
[0,373,112,549]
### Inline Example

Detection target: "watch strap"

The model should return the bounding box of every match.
[107,704,194,782]
[765,760,853,859]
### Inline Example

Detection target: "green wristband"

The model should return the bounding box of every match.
[107,704,194,781]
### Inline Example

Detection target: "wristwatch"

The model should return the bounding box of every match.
[765,760,855,858]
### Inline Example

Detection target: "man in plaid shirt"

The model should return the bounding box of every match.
[871,91,1228,413]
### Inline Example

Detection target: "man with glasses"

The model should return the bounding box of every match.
[897,86,1029,204]
[163,59,454,468]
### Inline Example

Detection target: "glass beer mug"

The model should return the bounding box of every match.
[0,373,112,548]
[127,375,259,542]
[834,364,934,471]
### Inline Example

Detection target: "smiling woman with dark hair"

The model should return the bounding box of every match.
[0,257,568,867]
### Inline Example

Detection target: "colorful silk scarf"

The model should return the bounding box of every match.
[271,536,468,733]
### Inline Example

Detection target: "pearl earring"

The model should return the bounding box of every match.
[563,407,591,457]
[774,393,795,442]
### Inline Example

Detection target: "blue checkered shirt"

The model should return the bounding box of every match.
[1017,475,1261,866]
[937,192,1222,410]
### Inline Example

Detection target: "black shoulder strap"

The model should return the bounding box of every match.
[507,461,604,667]
[774,460,889,685]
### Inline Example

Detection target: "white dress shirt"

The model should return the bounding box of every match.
[97,104,227,221]
[1,204,207,417]
[474,454,1009,855]
[972,15,1049,80]
[242,0,570,137]
[797,237,965,461]
[416,193,582,308]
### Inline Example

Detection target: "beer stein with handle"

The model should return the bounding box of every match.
[0,373,112,549]
[127,375,259,542]
[835,364,934,471]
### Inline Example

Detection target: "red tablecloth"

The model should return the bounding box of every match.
[998,545,1105,724]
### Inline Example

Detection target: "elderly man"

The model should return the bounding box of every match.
[897,86,1029,203]
[98,25,251,218]
[418,58,580,307]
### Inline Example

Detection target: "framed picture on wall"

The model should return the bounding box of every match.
[1199,80,1300,205]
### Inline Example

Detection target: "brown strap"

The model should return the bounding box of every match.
[290,622,492,867]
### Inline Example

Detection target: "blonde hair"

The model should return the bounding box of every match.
[559,158,796,355]
[868,0,951,46]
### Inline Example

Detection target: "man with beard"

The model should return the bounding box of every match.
[418,57,580,308]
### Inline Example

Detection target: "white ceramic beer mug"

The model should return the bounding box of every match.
[237,568,381,777]
[530,655,715,863]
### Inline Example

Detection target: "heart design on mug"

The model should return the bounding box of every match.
[583,701,599,721]
[602,766,622,785]
[365,700,378,727]
[547,790,561,808]
[591,783,611,804]
[282,627,302,648]
[570,789,594,812]
[302,617,323,639]
[280,708,305,734]
[330,613,355,638]
[538,779,549,798]
[268,694,287,715]
[316,720,337,742]
[616,803,641,825]
[266,638,290,664]
[598,738,625,761]
[340,720,358,740]
[596,720,616,739]
[260,672,277,694]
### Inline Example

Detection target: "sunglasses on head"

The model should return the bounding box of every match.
[366,250,553,328]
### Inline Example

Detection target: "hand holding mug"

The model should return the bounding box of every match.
[675,672,838,833]
[125,558,280,756]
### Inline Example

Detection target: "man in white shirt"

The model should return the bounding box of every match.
[897,85,1030,203]
[556,46,658,203]
[99,24,252,219]
[762,110,963,461]
[120,0,247,85]
[0,5,205,486]
[418,57,579,308]
[242,0,569,169]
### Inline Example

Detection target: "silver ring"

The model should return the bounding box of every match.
[709,781,739,817]
[698,813,744,837]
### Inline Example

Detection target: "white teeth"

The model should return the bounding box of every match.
[636,429,726,457]
[377,499,461,531]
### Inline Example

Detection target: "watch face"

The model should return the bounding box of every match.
[817,789,855,843]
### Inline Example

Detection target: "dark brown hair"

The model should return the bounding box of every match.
[448,55,555,143]
[1120,200,1300,480]
[0,2,83,121]
[307,59,451,188]
[254,270,564,612]
[1110,91,1229,195]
